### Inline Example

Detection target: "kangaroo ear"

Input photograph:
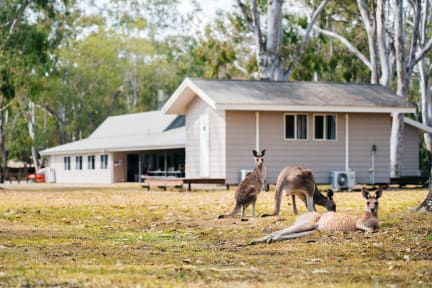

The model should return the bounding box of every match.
[375,188,383,199]
[327,189,334,199]
[261,149,266,156]
[252,150,258,157]
[361,188,370,199]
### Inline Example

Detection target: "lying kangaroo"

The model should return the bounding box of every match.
[218,149,268,219]
[250,187,382,244]
[263,166,336,216]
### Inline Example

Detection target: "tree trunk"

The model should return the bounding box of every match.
[357,0,379,84]
[390,0,408,178]
[259,0,284,80]
[0,110,5,183]
[417,188,432,212]
[238,0,329,80]
[416,152,432,213]
[419,57,432,152]
[376,0,390,86]
[28,101,39,171]
[390,112,405,178]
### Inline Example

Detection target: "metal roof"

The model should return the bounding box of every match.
[162,78,416,114]
[41,111,185,155]
[90,111,178,138]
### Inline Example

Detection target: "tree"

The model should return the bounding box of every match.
[414,0,432,212]
[1,0,72,180]
[235,0,330,80]
[313,0,432,179]
[35,0,200,144]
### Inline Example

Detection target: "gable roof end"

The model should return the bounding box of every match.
[161,78,216,115]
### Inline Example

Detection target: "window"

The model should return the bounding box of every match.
[100,154,108,169]
[75,156,83,170]
[64,156,71,170]
[284,114,308,140]
[88,155,95,170]
[314,114,337,140]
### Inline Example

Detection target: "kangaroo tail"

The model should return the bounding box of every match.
[218,203,242,219]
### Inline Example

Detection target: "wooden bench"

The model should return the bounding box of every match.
[142,177,185,191]
[183,178,228,191]
[390,176,428,187]
[142,177,229,191]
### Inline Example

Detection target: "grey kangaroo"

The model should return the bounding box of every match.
[263,166,336,216]
[250,187,382,244]
[218,149,268,219]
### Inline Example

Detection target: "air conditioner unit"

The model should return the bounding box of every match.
[330,171,356,191]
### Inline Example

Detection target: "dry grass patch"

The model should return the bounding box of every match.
[0,185,430,287]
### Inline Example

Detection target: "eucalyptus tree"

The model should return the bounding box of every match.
[313,0,432,179]
[0,0,71,180]
[234,0,330,80]
[38,0,197,143]
[414,0,432,212]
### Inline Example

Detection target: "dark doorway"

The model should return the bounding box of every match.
[127,154,139,182]
[127,149,185,182]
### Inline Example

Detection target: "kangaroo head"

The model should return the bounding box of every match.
[325,189,336,211]
[252,149,266,167]
[314,186,336,211]
[362,187,382,216]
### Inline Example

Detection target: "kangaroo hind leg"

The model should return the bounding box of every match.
[249,212,320,244]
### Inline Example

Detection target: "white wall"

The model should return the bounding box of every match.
[48,152,113,184]
[185,97,226,179]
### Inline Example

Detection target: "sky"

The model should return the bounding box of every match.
[77,0,238,36]
[178,0,236,22]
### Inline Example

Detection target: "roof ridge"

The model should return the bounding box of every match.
[188,77,383,86]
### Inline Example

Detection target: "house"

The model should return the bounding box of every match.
[161,78,418,185]
[42,78,421,186]
[40,111,185,184]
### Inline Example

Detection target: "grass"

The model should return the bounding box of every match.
[0,184,431,287]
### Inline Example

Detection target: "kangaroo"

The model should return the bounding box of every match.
[218,149,268,219]
[263,166,336,216]
[250,187,382,244]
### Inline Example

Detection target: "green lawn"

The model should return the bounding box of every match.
[0,184,430,287]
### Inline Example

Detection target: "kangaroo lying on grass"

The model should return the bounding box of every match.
[218,149,268,219]
[262,166,336,216]
[250,187,382,244]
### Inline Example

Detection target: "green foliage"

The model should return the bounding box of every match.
[0,66,15,100]
[192,24,237,79]
[5,111,32,165]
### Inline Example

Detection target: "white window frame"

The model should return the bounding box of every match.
[283,113,308,141]
[75,156,83,170]
[100,154,108,169]
[313,114,337,141]
[88,155,95,170]
[64,156,71,171]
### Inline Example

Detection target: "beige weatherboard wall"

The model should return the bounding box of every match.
[162,78,418,185]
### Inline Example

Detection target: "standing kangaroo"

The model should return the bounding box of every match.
[263,166,336,216]
[218,149,268,219]
[250,187,382,244]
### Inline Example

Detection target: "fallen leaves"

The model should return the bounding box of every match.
[0,187,430,287]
